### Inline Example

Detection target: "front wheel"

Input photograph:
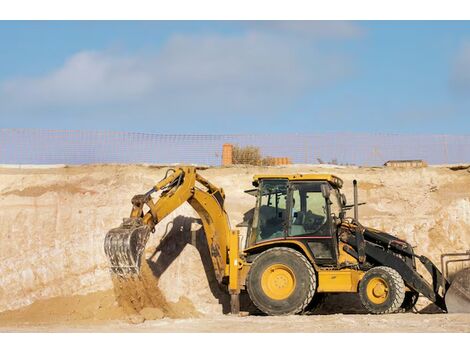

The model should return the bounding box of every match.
[359,266,405,314]
[247,247,316,315]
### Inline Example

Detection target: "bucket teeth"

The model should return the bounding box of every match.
[104,218,151,277]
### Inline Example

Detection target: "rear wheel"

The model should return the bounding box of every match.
[247,247,316,315]
[359,266,405,314]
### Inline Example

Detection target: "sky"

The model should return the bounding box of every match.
[1,21,470,134]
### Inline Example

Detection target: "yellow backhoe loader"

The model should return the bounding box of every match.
[104,167,470,315]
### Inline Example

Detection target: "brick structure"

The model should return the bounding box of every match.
[272,157,292,166]
[222,144,233,166]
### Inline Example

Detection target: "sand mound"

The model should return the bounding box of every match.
[0,261,200,325]
[0,289,124,325]
[111,261,200,322]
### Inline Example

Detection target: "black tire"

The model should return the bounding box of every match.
[359,266,405,314]
[247,247,316,316]
[398,291,419,313]
[302,292,326,315]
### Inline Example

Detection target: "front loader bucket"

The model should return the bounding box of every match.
[445,267,470,313]
[441,251,470,313]
[104,218,151,276]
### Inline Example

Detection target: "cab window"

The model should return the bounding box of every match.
[289,182,327,236]
[254,179,288,242]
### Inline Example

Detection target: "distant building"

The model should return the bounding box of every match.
[384,160,428,168]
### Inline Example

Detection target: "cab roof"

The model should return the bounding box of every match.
[253,173,343,188]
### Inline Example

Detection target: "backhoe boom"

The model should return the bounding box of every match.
[104,167,241,298]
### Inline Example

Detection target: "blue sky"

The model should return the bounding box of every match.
[1,21,470,134]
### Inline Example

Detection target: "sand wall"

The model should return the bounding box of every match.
[0,164,469,314]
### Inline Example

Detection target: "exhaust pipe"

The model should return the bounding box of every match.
[353,179,358,221]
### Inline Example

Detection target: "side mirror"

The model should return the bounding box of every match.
[321,184,330,199]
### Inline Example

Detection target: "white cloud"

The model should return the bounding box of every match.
[0,29,355,119]
[1,51,153,106]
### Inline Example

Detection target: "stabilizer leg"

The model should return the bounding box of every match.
[230,293,240,315]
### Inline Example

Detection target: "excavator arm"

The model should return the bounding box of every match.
[104,167,241,299]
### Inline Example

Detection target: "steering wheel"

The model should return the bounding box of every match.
[303,211,325,230]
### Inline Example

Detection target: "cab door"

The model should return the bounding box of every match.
[287,181,338,265]
[248,179,289,245]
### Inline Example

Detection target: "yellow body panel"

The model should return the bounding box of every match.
[337,242,359,266]
[317,269,364,292]
[253,173,343,188]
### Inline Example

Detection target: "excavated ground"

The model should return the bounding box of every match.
[0,164,469,332]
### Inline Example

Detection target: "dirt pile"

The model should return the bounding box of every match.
[111,261,200,323]
[0,261,199,325]
[0,289,124,324]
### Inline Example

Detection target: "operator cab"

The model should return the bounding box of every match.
[246,174,345,266]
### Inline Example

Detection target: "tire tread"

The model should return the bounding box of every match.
[247,247,316,315]
[359,266,405,314]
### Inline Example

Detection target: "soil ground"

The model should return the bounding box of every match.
[1,314,469,333]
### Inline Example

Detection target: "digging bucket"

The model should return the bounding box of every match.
[104,218,151,276]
